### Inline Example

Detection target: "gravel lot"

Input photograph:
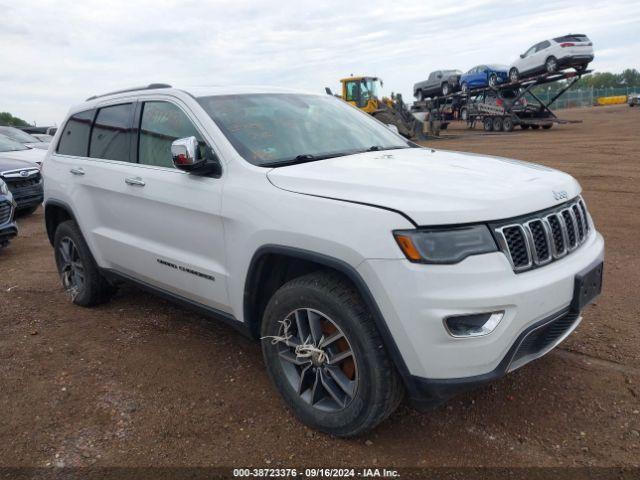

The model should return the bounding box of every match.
[1,104,638,469]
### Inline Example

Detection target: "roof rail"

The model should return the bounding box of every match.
[86,83,172,101]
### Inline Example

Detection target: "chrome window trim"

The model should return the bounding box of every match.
[496,224,532,271]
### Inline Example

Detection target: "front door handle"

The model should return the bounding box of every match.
[69,167,85,176]
[124,177,146,187]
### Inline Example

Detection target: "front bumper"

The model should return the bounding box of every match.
[358,228,604,407]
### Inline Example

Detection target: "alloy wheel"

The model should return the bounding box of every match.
[274,308,358,412]
[57,237,85,292]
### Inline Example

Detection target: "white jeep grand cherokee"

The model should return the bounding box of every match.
[43,84,604,436]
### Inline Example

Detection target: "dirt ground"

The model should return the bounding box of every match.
[1,104,638,469]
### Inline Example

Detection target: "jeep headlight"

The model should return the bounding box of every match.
[393,225,497,264]
[0,179,8,196]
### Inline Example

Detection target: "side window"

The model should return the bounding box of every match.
[536,41,550,52]
[89,103,134,162]
[138,101,206,168]
[57,109,95,156]
[524,45,536,57]
[345,82,357,102]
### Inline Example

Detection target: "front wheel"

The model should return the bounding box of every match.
[261,272,403,437]
[488,73,498,88]
[461,82,469,95]
[53,220,114,306]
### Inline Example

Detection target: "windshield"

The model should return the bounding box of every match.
[0,134,29,152]
[0,126,40,144]
[197,94,411,166]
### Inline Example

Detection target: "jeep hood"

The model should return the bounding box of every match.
[266,148,580,225]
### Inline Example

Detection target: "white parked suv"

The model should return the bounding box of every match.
[509,34,594,82]
[42,84,604,436]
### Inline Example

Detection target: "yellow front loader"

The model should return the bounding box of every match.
[337,76,427,140]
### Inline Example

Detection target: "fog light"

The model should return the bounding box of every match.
[444,311,504,338]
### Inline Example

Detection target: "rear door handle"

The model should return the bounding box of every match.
[69,167,85,176]
[125,177,146,187]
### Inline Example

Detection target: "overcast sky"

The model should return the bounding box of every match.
[1,0,639,126]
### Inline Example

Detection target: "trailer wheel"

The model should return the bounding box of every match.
[531,124,540,130]
[542,123,553,130]
[502,117,514,132]
[509,68,519,83]
[483,117,493,131]
[492,116,503,131]
[521,124,530,130]
[545,56,558,73]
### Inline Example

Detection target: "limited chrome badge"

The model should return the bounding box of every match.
[553,190,568,201]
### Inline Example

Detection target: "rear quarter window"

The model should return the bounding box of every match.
[56,109,95,156]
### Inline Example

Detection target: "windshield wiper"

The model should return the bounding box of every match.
[261,152,352,168]
[365,145,412,152]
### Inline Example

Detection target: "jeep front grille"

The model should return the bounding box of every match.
[493,197,591,273]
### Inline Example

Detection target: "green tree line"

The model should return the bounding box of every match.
[0,112,30,127]
[533,68,640,95]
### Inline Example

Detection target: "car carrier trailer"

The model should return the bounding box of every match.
[411,69,591,133]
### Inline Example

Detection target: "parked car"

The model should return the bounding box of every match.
[32,133,54,143]
[21,126,57,136]
[0,126,49,150]
[43,84,604,437]
[628,93,640,107]
[509,34,594,82]
[460,65,509,94]
[0,177,18,248]
[0,156,43,215]
[0,135,46,166]
[413,70,462,100]
[460,88,529,121]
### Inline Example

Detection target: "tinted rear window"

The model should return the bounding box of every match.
[57,109,95,156]
[554,35,589,42]
[89,104,134,162]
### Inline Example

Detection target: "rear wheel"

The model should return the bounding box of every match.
[461,82,469,95]
[417,90,425,101]
[542,123,553,130]
[531,124,541,130]
[545,56,558,73]
[502,116,514,132]
[509,68,519,83]
[441,83,450,96]
[53,220,114,307]
[483,117,493,131]
[261,271,403,437]
[492,116,503,131]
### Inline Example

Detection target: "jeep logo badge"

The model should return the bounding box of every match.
[553,190,568,201]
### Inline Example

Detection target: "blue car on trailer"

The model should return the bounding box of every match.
[460,64,509,94]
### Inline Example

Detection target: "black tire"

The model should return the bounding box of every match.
[417,90,425,102]
[461,82,469,95]
[492,116,503,131]
[521,124,530,130]
[575,64,587,73]
[509,68,519,83]
[545,56,558,73]
[502,117,514,132]
[483,117,493,131]
[488,73,498,88]
[441,83,450,96]
[16,205,40,217]
[261,271,403,437]
[531,124,541,130]
[53,220,114,307]
[541,123,553,130]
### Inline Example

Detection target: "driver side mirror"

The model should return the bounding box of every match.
[171,136,221,176]
[520,53,525,58]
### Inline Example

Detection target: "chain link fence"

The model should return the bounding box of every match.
[530,86,640,109]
